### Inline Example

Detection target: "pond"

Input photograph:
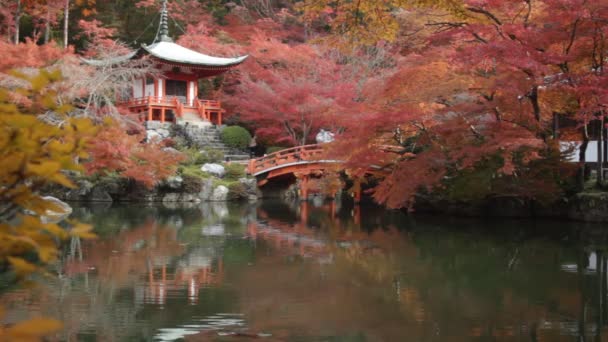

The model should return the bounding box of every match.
[1,199,607,341]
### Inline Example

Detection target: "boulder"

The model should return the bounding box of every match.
[162,193,181,203]
[89,186,112,202]
[145,121,162,130]
[239,178,260,201]
[40,196,72,223]
[156,128,170,138]
[198,179,214,201]
[65,179,94,201]
[181,194,201,203]
[201,163,226,178]
[162,147,181,154]
[146,130,162,142]
[210,185,229,201]
[165,176,183,190]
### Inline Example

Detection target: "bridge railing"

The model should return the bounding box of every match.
[247,144,325,175]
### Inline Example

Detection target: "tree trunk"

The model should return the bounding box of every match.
[578,123,590,190]
[63,0,69,49]
[14,0,21,44]
[44,7,51,44]
[604,126,607,168]
[599,117,605,186]
[552,112,559,139]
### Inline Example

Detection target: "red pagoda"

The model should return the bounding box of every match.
[119,1,247,126]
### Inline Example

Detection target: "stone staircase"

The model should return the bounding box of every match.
[177,121,250,163]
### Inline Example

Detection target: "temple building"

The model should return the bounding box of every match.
[118,0,247,126]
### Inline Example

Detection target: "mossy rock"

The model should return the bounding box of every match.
[182,175,204,193]
[224,163,246,180]
[228,182,248,200]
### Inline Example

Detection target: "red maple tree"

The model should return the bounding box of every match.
[321,0,606,208]
[85,122,184,188]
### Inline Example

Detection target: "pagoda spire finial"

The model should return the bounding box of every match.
[159,0,173,42]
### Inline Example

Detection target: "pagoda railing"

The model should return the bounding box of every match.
[118,96,225,125]
[120,96,221,110]
[172,97,184,118]
[195,99,224,125]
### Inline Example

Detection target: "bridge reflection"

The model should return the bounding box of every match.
[2,202,608,341]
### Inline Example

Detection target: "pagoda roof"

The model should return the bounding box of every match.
[141,41,248,68]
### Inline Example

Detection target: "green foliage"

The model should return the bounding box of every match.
[182,175,204,193]
[224,163,246,180]
[227,182,248,200]
[266,146,288,154]
[180,147,224,165]
[443,147,576,204]
[179,164,210,179]
[220,126,252,150]
[200,148,225,164]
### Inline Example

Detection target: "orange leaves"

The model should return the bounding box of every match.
[0,40,67,73]
[85,121,184,188]
[0,70,98,287]
[0,316,63,341]
[69,221,96,239]
[7,257,38,277]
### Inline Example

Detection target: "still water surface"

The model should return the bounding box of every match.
[2,200,608,341]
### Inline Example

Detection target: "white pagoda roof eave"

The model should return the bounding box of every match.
[80,50,138,66]
[141,41,248,67]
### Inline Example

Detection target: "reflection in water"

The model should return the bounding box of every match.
[1,200,608,341]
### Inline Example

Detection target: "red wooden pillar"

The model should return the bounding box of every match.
[354,190,361,204]
[186,80,190,106]
[352,179,361,204]
[194,80,199,101]
[147,107,152,121]
[300,175,309,200]
[161,108,166,123]
[300,201,309,225]
[353,205,361,225]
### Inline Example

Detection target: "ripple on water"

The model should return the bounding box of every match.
[153,313,248,341]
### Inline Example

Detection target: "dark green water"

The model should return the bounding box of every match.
[2,200,608,341]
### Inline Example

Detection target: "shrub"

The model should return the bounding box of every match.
[266,146,287,154]
[224,163,246,180]
[180,148,224,165]
[220,126,251,150]
[180,148,199,166]
[228,182,248,200]
[198,148,224,164]
[180,164,209,179]
[182,175,204,193]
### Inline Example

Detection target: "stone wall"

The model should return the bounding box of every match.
[45,176,260,204]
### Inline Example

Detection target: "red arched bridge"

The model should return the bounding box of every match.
[246,144,394,201]
[247,144,341,198]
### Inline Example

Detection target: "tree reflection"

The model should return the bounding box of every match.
[2,200,608,341]
[1,202,252,341]
[240,202,608,342]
